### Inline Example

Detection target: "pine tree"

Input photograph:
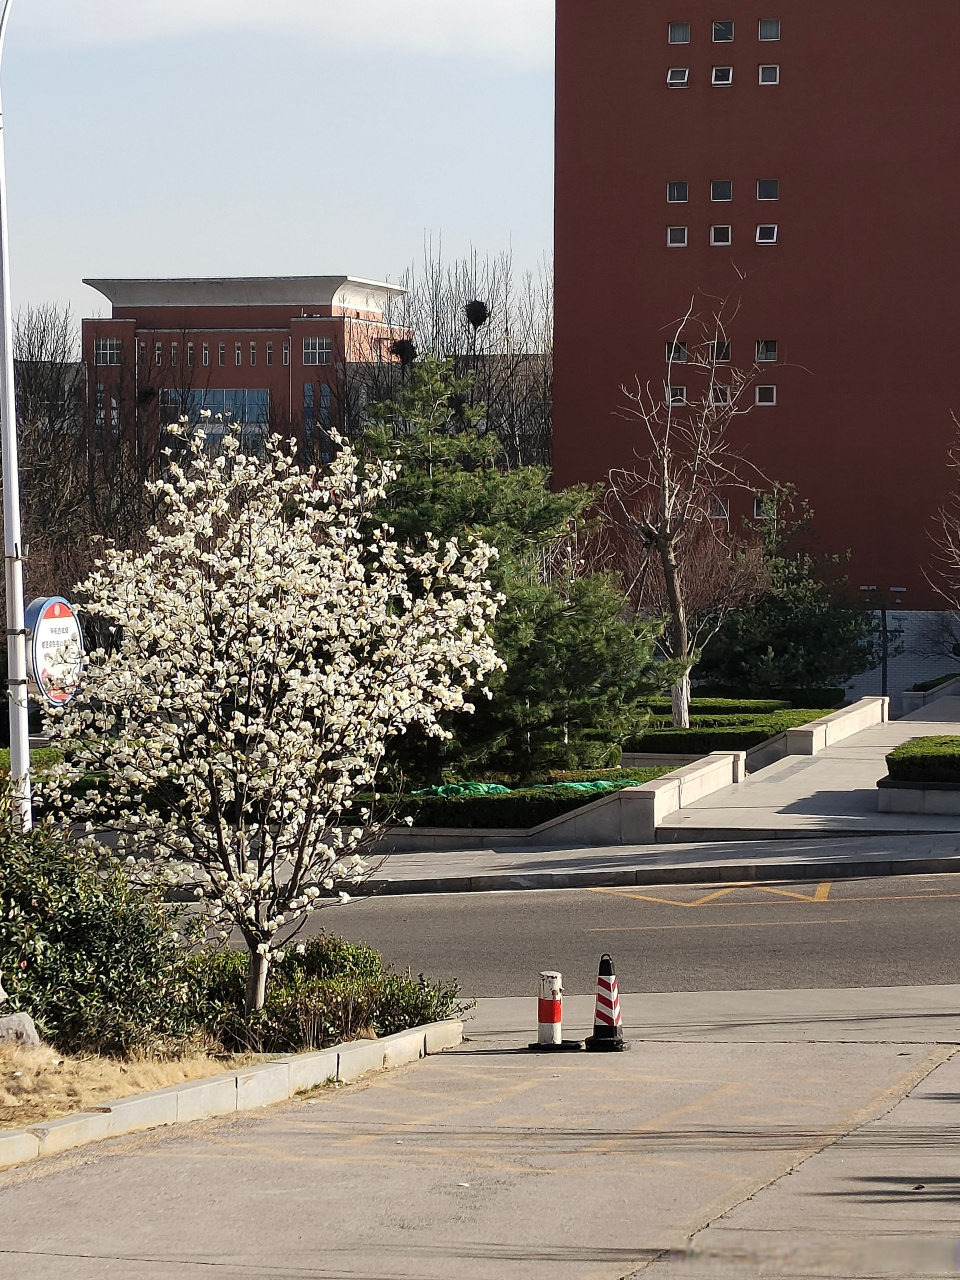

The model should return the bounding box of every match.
[364,359,662,783]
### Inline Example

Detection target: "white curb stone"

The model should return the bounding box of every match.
[336,1038,386,1083]
[0,1019,462,1174]
[236,1062,291,1111]
[29,1112,113,1158]
[286,1047,339,1094]
[0,1130,39,1167]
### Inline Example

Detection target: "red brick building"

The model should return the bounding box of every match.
[82,276,407,456]
[553,1,960,615]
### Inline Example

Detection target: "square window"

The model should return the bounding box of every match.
[759,64,780,84]
[669,21,691,43]
[756,339,778,362]
[712,66,734,86]
[667,181,689,203]
[667,67,690,87]
[666,341,688,364]
[756,385,777,405]
[759,18,781,41]
[303,336,333,366]
[709,496,731,520]
[757,224,779,244]
[708,340,731,363]
[713,19,734,41]
[667,225,688,247]
[754,494,775,519]
[711,385,731,405]
[757,179,780,201]
[711,179,733,201]
[711,224,732,246]
[667,385,687,406]
[94,337,122,366]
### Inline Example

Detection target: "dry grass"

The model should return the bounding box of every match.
[0,1042,256,1130]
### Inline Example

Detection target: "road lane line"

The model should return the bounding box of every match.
[583,919,850,933]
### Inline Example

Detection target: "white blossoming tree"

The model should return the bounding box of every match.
[41,427,501,1011]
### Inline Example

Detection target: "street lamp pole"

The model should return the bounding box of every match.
[0,0,31,830]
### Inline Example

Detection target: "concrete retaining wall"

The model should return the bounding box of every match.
[900,676,960,716]
[878,779,960,815]
[784,697,889,755]
[0,1019,463,1174]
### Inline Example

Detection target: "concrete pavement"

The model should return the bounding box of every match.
[658,699,960,841]
[365,831,960,896]
[1,985,958,1279]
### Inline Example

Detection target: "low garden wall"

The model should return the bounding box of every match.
[878,734,960,815]
[900,675,960,716]
[377,751,747,851]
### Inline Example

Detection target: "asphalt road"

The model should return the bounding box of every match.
[311,873,960,998]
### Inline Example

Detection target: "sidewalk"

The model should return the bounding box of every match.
[366,831,960,895]
[362,701,960,895]
[658,698,960,841]
[1,985,957,1278]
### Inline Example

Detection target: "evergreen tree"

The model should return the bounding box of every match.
[364,360,663,782]
[698,490,881,692]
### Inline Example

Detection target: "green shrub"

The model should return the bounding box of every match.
[885,736,960,784]
[645,698,792,716]
[0,818,201,1056]
[0,747,62,775]
[910,674,960,693]
[187,937,466,1054]
[692,687,845,709]
[624,709,837,755]
[358,768,672,829]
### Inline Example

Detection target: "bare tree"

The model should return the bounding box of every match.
[602,301,769,727]
[338,244,553,466]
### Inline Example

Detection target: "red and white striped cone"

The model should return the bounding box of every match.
[528,970,583,1052]
[585,953,629,1052]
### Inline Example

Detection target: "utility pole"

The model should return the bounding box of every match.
[0,0,31,829]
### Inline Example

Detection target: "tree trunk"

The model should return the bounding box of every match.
[671,671,691,730]
[245,950,270,1015]
[659,539,691,728]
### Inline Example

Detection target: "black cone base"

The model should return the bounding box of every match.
[585,1031,630,1052]
[527,1039,584,1052]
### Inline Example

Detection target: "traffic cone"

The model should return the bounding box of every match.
[527,970,583,1052]
[585,953,629,1052]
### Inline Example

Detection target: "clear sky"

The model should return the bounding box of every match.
[3,0,554,319]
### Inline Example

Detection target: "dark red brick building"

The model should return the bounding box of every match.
[82,276,407,456]
[553,1,960,612]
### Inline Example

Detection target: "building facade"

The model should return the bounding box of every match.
[554,1,960,627]
[81,275,407,457]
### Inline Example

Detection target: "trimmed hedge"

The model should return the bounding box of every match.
[885,736,960,785]
[645,698,792,716]
[910,674,960,694]
[624,709,837,755]
[357,768,673,829]
[693,687,845,709]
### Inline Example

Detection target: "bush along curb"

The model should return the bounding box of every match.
[0,1018,463,1173]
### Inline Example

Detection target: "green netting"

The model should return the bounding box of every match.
[411,782,513,797]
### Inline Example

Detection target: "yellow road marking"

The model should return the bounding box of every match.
[584,918,849,933]
[589,881,833,908]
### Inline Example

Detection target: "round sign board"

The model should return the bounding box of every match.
[25,597,84,706]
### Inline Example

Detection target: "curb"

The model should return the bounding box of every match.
[362,854,960,896]
[0,1018,463,1174]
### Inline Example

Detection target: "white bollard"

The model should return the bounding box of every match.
[538,970,563,1046]
[527,969,584,1052]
